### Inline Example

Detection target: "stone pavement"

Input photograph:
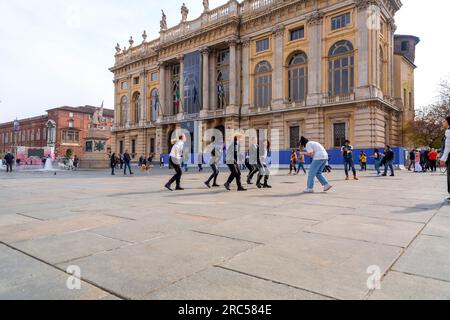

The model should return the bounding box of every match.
[0,167,449,300]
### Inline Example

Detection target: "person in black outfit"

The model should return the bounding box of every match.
[110,153,118,175]
[408,149,416,171]
[255,140,272,189]
[247,137,259,185]
[123,150,134,175]
[224,134,247,192]
[382,145,395,177]
[119,153,124,169]
[4,152,14,173]
[205,136,223,188]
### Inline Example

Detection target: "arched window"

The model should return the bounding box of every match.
[151,89,159,122]
[288,52,308,102]
[254,61,272,108]
[132,92,141,124]
[120,96,128,126]
[378,46,384,91]
[328,40,354,96]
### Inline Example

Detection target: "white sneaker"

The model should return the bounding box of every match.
[303,188,314,194]
[324,185,333,192]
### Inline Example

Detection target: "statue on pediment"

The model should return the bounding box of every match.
[181,3,189,22]
[203,0,209,12]
[160,10,167,31]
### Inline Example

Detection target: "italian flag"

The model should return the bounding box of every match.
[175,88,180,111]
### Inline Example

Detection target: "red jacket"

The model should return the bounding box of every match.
[428,151,438,161]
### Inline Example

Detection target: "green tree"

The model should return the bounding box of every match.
[408,80,450,148]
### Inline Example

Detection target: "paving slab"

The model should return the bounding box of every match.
[221,232,402,300]
[369,271,450,300]
[0,244,116,300]
[57,231,256,299]
[145,267,330,300]
[393,235,450,282]
[13,231,128,264]
[0,214,125,244]
[422,215,450,239]
[304,215,424,247]
[192,214,316,244]
[0,214,37,227]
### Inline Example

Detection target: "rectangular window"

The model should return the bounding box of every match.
[61,129,79,144]
[331,13,351,31]
[333,123,346,148]
[85,141,93,152]
[289,26,305,41]
[131,139,136,155]
[256,38,270,53]
[289,126,300,149]
[151,72,158,81]
[133,77,140,85]
[119,141,124,154]
[121,82,128,90]
[150,138,155,153]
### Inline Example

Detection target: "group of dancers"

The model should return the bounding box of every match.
[164,133,272,192]
[164,132,333,194]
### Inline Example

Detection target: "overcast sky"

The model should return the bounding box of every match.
[0,0,448,122]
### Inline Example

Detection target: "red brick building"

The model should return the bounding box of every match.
[0,115,48,154]
[0,106,114,160]
[46,106,114,159]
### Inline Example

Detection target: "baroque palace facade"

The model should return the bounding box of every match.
[110,0,418,160]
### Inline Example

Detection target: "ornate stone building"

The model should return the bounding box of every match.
[110,0,418,161]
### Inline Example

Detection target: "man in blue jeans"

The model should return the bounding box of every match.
[341,140,359,181]
[382,145,395,177]
[299,136,333,193]
[123,150,134,175]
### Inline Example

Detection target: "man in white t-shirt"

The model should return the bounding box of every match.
[165,134,187,191]
[299,136,333,193]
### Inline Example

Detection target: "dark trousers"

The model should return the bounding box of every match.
[6,163,13,172]
[167,158,182,188]
[289,162,296,174]
[408,160,415,170]
[248,164,259,182]
[384,160,395,176]
[123,162,132,175]
[429,160,437,172]
[361,162,367,171]
[111,166,115,175]
[344,158,357,177]
[226,164,243,188]
[447,160,450,194]
[256,164,270,185]
[206,164,219,185]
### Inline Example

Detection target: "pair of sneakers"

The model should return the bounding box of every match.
[304,185,333,194]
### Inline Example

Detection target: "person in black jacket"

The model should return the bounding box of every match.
[224,133,246,192]
[4,152,14,173]
[110,153,118,175]
[123,150,134,175]
[382,145,395,177]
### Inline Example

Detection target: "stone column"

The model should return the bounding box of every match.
[113,79,120,127]
[241,38,251,110]
[209,49,217,111]
[272,24,285,110]
[158,63,166,119]
[307,11,324,106]
[140,70,147,124]
[355,1,371,99]
[387,19,397,98]
[228,38,238,111]
[201,47,210,113]
[178,55,185,116]
[126,75,133,125]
